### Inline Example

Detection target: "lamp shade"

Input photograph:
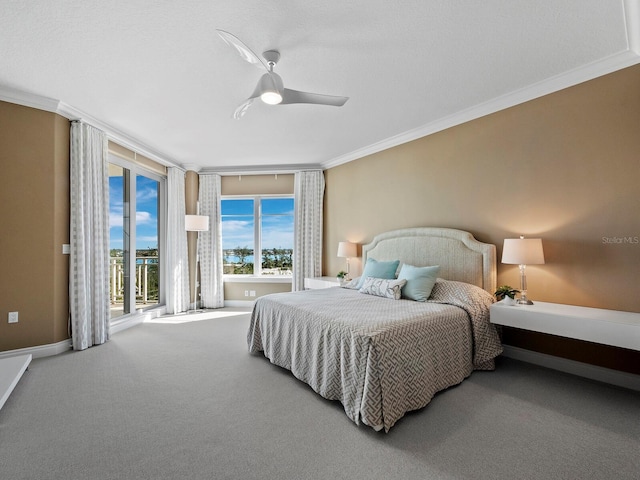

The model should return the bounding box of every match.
[502,237,545,265]
[185,214,210,232]
[337,241,357,258]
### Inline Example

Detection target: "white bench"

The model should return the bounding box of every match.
[490,301,640,351]
[490,302,640,391]
[0,354,32,411]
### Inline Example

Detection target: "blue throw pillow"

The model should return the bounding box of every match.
[357,258,400,288]
[397,264,440,302]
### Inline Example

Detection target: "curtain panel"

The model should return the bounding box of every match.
[198,174,224,308]
[166,167,190,314]
[69,122,110,350]
[293,170,325,291]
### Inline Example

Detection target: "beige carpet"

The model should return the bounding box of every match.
[1,308,638,480]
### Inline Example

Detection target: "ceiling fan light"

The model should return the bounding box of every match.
[257,72,283,105]
[260,90,282,105]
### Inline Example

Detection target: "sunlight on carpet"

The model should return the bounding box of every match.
[146,308,250,324]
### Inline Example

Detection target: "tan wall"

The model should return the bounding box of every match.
[185,170,199,304]
[0,101,70,351]
[108,141,167,176]
[224,282,292,301]
[324,64,640,372]
[221,174,294,196]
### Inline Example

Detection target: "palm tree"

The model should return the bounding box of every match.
[234,246,253,264]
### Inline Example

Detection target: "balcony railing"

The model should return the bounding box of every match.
[109,256,159,306]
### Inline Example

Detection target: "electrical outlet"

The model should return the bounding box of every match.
[244,290,249,297]
[250,291,256,297]
[8,311,19,323]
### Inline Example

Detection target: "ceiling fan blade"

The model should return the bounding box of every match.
[233,98,256,119]
[281,89,349,107]
[232,77,266,119]
[216,29,269,71]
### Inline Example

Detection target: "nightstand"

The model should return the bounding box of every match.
[304,276,341,289]
[490,301,640,351]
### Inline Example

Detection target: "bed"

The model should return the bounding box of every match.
[247,227,503,431]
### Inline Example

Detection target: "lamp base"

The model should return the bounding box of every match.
[517,298,534,305]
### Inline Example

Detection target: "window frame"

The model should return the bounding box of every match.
[108,154,167,320]
[221,194,294,279]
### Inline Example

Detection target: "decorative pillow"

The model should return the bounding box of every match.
[356,258,400,289]
[341,276,361,289]
[397,264,440,302]
[359,277,407,300]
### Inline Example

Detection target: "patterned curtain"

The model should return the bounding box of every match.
[198,174,224,308]
[69,122,110,350]
[166,167,190,314]
[293,170,325,291]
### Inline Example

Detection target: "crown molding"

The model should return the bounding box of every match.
[0,84,317,174]
[56,101,181,169]
[0,85,60,113]
[322,49,640,170]
[0,85,182,170]
[182,164,202,173]
[625,0,640,54]
[323,0,640,170]
[199,163,323,176]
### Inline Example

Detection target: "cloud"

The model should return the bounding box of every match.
[110,211,123,228]
[136,211,154,225]
[262,230,294,249]
[137,186,158,203]
[223,235,254,249]
[222,220,252,231]
[110,210,155,228]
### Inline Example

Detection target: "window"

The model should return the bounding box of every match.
[108,159,165,319]
[222,196,294,276]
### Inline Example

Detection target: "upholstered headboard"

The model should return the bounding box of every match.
[361,227,496,294]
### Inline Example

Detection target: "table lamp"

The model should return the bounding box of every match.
[337,241,357,280]
[501,236,545,305]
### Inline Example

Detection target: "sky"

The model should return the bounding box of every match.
[109,175,159,252]
[222,198,294,254]
[109,178,293,258]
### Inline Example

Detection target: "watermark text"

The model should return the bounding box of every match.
[602,236,639,245]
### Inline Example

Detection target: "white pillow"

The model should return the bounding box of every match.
[341,276,361,289]
[359,277,407,300]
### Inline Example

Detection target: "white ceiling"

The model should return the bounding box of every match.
[1,1,638,173]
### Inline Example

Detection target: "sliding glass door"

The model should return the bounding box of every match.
[108,159,165,320]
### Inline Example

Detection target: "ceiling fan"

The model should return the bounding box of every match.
[216,30,349,119]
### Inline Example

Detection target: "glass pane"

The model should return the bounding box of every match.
[135,175,160,309]
[108,164,126,319]
[222,198,254,215]
[222,199,255,274]
[261,197,294,215]
[261,198,294,276]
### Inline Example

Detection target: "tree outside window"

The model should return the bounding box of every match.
[221,197,293,275]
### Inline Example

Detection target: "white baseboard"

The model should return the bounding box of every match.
[110,316,144,335]
[0,339,71,360]
[501,345,640,392]
[112,306,166,334]
[224,300,255,308]
[0,307,167,360]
